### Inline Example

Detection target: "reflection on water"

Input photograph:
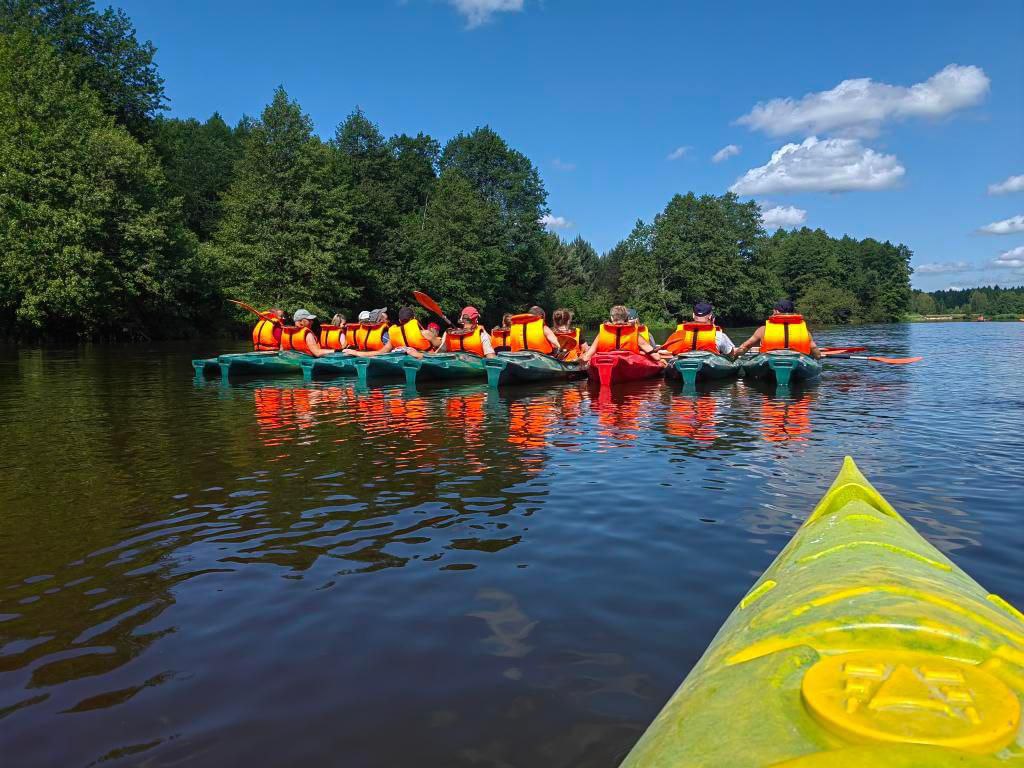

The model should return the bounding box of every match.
[1,323,1023,767]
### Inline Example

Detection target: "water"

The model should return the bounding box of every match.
[1,323,1021,767]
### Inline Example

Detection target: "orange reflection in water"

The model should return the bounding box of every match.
[590,387,649,444]
[759,391,814,443]
[508,397,556,454]
[446,392,488,473]
[666,395,718,442]
[254,386,346,449]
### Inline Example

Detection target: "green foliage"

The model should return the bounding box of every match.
[921,286,1024,317]
[1,0,165,135]
[910,290,938,316]
[798,282,861,324]
[0,30,199,338]
[210,88,363,319]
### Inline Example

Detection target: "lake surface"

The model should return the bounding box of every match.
[1,322,1022,767]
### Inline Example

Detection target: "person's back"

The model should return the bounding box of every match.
[661,302,735,357]
[734,299,820,358]
[507,306,561,355]
[581,305,660,362]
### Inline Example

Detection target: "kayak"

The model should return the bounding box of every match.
[484,351,585,388]
[192,351,305,380]
[350,352,410,385]
[402,352,486,387]
[741,349,822,387]
[588,350,664,388]
[666,351,740,387]
[297,353,358,380]
[620,457,1024,767]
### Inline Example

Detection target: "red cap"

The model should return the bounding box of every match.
[460,306,480,320]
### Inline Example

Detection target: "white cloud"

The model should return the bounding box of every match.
[761,205,807,229]
[988,174,1024,195]
[729,136,905,195]
[711,144,741,163]
[992,245,1024,268]
[666,146,690,161]
[736,64,990,138]
[539,213,573,230]
[978,214,1024,235]
[449,0,523,28]
[552,158,576,171]
[915,261,971,274]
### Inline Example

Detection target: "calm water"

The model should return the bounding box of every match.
[1,323,1022,767]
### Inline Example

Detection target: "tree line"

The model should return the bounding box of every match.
[912,286,1024,318]
[1,0,915,341]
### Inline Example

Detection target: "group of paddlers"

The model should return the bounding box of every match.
[249,298,822,362]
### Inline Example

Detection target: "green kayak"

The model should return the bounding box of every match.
[192,351,305,381]
[484,351,585,388]
[402,352,487,387]
[666,351,740,387]
[741,349,822,387]
[298,353,358,380]
[351,351,411,385]
[621,457,1024,767]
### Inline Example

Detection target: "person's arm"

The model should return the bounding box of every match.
[307,334,332,358]
[544,326,562,352]
[480,331,496,359]
[718,331,736,357]
[638,335,666,365]
[580,336,600,363]
[733,326,764,358]
[809,336,821,359]
[345,340,394,357]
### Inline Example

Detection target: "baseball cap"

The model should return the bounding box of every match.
[293,309,316,323]
[460,306,480,320]
[627,308,639,322]
[357,310,370,322]
[693,301,714,316]
[774,299,796,313]
[427,321,442,333]
[368,307,387,323]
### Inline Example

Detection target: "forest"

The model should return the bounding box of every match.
[1,0,919,340]
[912,286,1024,318]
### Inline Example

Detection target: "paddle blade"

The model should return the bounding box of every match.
[412,291,451,325]
[229,298,273,320]
[864,355,922,365]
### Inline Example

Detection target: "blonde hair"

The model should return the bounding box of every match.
[609,305,629,323]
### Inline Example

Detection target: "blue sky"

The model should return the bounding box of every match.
[119,0,1024,291]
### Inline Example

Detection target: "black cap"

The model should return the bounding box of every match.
[693,301,714,316]
[774,299,795,313]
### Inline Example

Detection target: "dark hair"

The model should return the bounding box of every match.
[398,307,415,324]
[552,308,573,328]
[528,305,545,319]
[774,298,796,313]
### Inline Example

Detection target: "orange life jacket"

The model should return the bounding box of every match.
[555,328,581,361]
[662,323,719,355]
[387,319,432,351]
[595,323,640,353]
[491,328,511,349]
[508,314,555,354]
[319,324,347,351]
[762,314,811,354]
[280,326,315,355]
[638,325,652,344]
[445,326,486,356]
[352,321,387,352]
[252,316,282,351]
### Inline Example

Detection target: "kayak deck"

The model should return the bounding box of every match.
[298,353,357,380]
[484,351,585,388]
[666,351,740,387]
[402,352,486,387]
[588,350,664,388]
[741,349,822,387]
[192,351,305,381]
[621,457,1024,767]
[350,352,411,385]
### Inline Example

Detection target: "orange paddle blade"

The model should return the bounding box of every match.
[863,355,922,365]
[229,298,275,321]
[412,291,444,317]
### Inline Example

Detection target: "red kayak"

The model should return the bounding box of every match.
[588,350,664,387]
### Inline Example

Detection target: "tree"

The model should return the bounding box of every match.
[910,290,937,316]
[2,0,165,135]
[798,282,861,324]
[0,30,199,338]
[211,88,363,318]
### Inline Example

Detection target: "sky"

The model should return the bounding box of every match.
[117,0,1024,291]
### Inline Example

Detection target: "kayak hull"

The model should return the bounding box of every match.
[402,352,487,386]
[666,351,740,387]
[741,350,822,387]
[587,350,664,388]
[192,351,305,381]
[620,457,1024,767]
[484,352,585,388]
[351,352,411,385]
[298,354,357,380]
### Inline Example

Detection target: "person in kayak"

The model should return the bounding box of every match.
[438,306,496,357]
[733,299,822,359]
[660,302,735,358]
[552,307,587,361]
[505,306,564,356]
[318,313,348,351]
[491,313,513,350]
[280,309,334,357]
[345,307,432,359]
[580,305,661,364]
[252,307,285,351]
[628,307,655,346]
[349,308,390,351]
[423,321,444,349]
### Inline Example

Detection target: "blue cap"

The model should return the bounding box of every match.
[693,302,714,316]
[774,299,795,313]
[626,308,639,321]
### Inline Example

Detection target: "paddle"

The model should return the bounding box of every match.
[821,347,867,356]
[412,291,452,327]
[229,298,278,322]
[825,354,922,365]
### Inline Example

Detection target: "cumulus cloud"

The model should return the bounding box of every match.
[552,158,576,171]
[729,136,905,195]
[449,0,523,28]
[992,245,1024,268]
[666,146,689,161]
[988,174,1024,195]
[736,64,990,138]
[711,144,741,163]
[978,214,1024,235]
[539,213,573,230]
[915,261,971,274]
[761,205,807,229]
